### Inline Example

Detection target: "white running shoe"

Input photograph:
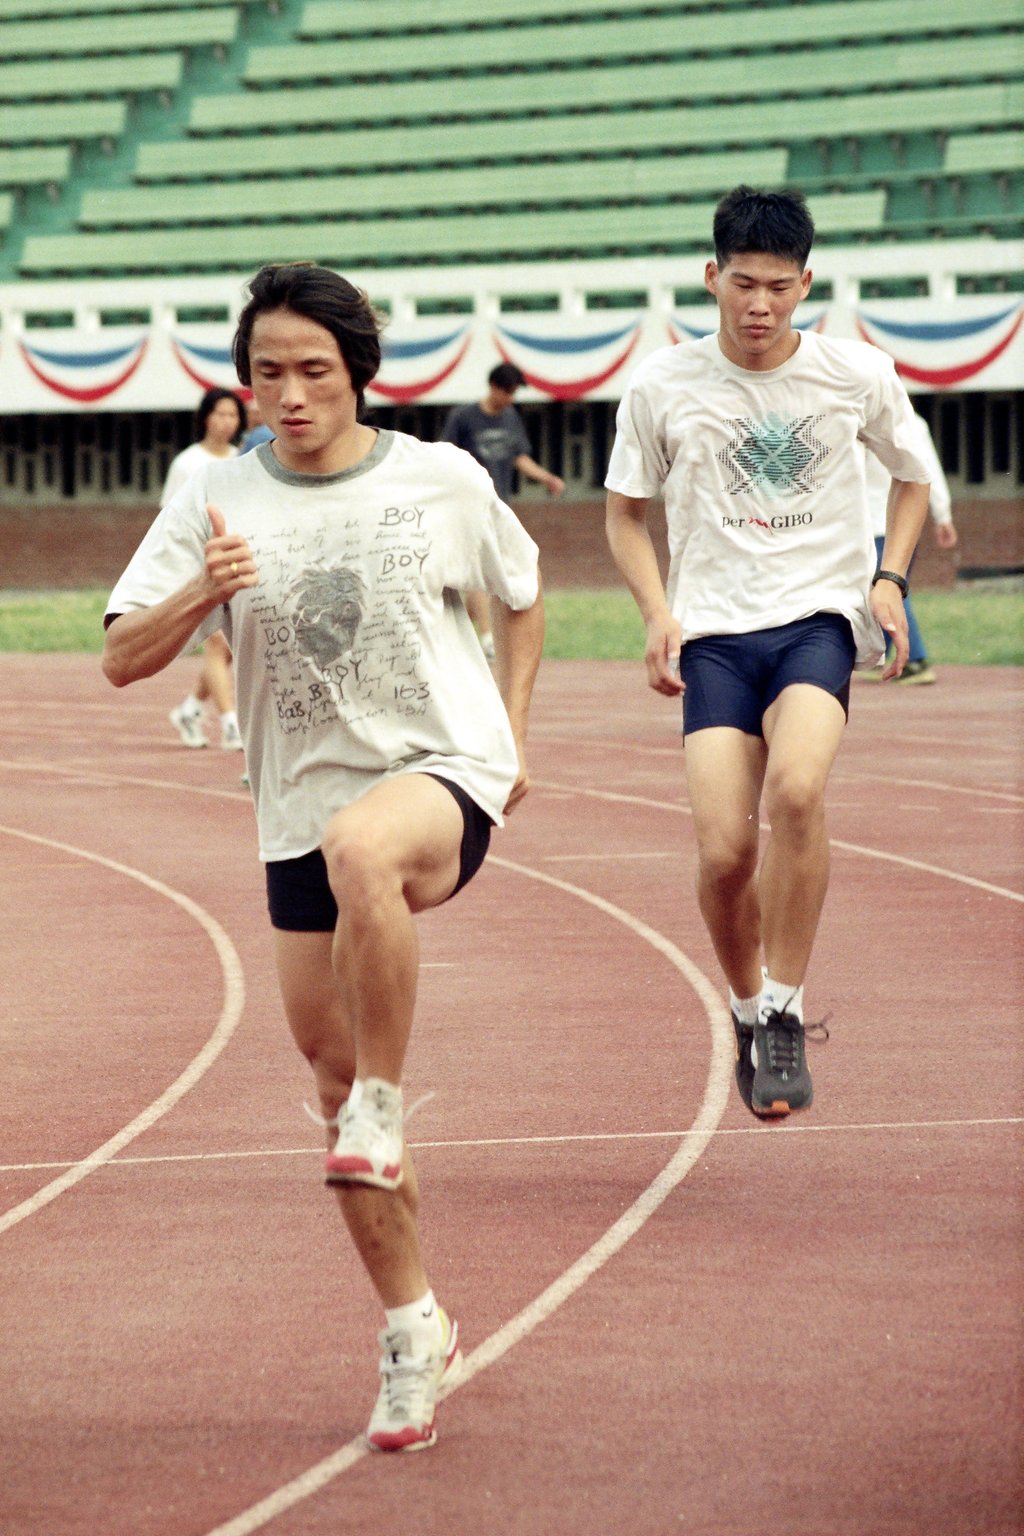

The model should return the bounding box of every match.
[220,718,244,751]
[324,1078,404,1189]
[366,1309,462,1452]
[169,704,207,749]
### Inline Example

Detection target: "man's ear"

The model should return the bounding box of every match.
[704,260,719,297]
[800,266,813,299]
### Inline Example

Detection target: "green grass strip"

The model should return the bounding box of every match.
[0,586,1021,664]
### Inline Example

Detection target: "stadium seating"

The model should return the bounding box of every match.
[2,0,1021,282]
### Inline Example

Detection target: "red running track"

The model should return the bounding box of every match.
[1,654,1022,1536]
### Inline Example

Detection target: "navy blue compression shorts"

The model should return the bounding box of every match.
[680,613,856,740]
[265,773,493,932]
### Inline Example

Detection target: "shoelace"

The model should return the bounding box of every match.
[303,1088,436,1133]
[378,1334,439,1418]
[759,1010,832,1070]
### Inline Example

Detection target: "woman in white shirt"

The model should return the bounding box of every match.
[164,388,246,749]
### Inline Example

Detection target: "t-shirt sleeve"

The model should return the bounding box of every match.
[104,473,224,647]
[604,375,671,498]
[858,359,932,486]
[441,450,540,610]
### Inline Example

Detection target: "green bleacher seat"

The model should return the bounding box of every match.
[0,144,70,184]
[0,50,182,98]
[187,78,1024,148]
[299,0,776,30]
[85,148,788,226]
[0,98,125,141]
[19,190,886,276]
[146,98,1021,190]
[0,0,257,12]
[243,30,1016,95]
[0,7,235,56]
[297,0,1022,46]
[946,130,1024,174]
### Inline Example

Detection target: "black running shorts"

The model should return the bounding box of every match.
[265,773,493,932]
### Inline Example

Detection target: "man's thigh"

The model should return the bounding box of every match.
[684,725,767,864]
[322,772,468,914]
[762,683,847,794]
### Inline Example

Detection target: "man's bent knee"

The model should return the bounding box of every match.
[764,768,827,836]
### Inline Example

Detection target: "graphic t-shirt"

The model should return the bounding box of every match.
[107,430,540,858]
[605,330,932,666]
[441,402,531,500]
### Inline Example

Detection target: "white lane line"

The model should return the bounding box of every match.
[0,825,246,1237]
[0,758,248,802]
[543,850,677,862]
[4,1116,1019,1175]
[199,856,734,1536]
[534,781,1024,904]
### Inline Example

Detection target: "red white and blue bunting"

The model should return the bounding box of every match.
[171,334,251,398]
[855,303,1024,388]
[492,319,643,399]
[18,335,148,403]
[368,325,472,403]
[4,299,1021,410]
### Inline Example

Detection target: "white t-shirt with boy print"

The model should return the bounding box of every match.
[107,430,540,859]
[605,330,932,666]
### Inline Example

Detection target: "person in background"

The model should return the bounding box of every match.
[441,362,563,659]
[164,387,246,750]
[240,396,274,455]
[860,410,957,685]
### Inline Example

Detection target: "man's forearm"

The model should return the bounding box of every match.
[605,491,669,621]
[491,585,545,740]
[102,578,221,688]
[880,480,931,577]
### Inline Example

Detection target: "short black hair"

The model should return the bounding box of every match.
[488,362,526,392]
[195,387,244,442]
[713,186,815,270]
[233,263,384,416]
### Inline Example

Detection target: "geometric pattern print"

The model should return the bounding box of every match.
[717,412,828,499]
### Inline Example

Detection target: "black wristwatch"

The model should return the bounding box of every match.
[872,569,909,598]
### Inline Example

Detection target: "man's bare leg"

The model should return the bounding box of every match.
[684,725,768,1000]
[759,684,847,988]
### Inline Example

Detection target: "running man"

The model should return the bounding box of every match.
[103,262,544,1450]
[605,186,931,1118]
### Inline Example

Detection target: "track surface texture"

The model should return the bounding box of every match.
[1,653,1022,1536]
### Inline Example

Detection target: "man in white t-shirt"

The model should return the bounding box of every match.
[605,186,931,1120]
[103,262,544,1453]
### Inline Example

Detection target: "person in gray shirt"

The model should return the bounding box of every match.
[442,362,563,656]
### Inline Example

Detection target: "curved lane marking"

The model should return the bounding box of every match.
[199,855,734,1536]
[0,825,246,1238]
[534,781,1024,904]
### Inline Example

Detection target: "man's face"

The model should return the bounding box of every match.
[248,307,360,473]
[704,252,812,372]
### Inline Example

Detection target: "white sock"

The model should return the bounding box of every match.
[180,693,202,717]
[729,988,760,1025]
[759,976,804,1024]
[385,1290,442,1352]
